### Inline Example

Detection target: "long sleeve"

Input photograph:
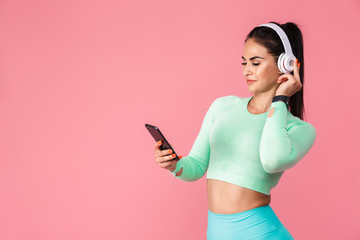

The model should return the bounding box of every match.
[259,101,317,173]
[169,98,219,181]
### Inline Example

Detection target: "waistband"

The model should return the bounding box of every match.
[208,205,272,221]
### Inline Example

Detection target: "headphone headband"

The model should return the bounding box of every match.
[258,23,294,56]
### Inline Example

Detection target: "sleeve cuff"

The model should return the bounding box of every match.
[271,100,287,109]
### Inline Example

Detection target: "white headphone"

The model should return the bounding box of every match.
[257,23,297,74]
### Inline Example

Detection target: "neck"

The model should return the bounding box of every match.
[249,92,276,113]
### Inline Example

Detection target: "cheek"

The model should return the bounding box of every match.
[256,65,269,78]
[261,64,278,80]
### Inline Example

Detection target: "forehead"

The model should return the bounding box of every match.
[242,38,270,59]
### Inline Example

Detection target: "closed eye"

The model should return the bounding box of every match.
[241,62,260,66]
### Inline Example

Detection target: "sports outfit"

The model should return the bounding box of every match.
[169,95,316,239]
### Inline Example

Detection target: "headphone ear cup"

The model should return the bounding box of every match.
[284,55,296,73]
[277,53,286,74]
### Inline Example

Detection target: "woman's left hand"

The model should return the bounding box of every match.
[275,59,302,97]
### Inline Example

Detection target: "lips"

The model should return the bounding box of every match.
[246,79,256,84]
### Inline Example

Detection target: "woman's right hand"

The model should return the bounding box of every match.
[154,140,182,172]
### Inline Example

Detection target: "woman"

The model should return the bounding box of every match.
[154,21,316,239]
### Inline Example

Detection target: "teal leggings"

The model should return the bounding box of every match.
[207,205,294,240]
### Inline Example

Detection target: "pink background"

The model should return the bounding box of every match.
[1,0,359,239]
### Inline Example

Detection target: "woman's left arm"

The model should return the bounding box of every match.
[259,59,316,173]
[259,101,316,173]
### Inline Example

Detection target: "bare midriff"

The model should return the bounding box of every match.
[207,179,271,214]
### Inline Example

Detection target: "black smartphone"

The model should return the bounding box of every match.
[145,123,180,161]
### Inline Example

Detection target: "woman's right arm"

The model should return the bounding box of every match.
[166,98,220,182]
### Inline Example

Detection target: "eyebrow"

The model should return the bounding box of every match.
[241,56,264,61]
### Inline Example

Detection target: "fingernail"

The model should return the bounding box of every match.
[298,62,300,68]
[158,140,162,145]
[296,59,298,64]
[179,155,183,159]
[172,154,176,158]
[168,149,172,154]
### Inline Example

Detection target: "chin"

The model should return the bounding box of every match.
[246,86,256,93]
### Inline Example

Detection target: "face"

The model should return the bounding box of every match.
[242,38,281,93]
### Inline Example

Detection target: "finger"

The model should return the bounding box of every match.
[161,149,173,156]
[154,140,162,150]
[293,59,300,81]
[156,152,176,163]
[277,74,290,83]
[161,153,176,162]
[159,160,177,168]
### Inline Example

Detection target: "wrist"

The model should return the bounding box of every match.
[169,161,181,174]
[169,163,177,172]
[272,95,289,110]
[275,92,289,97]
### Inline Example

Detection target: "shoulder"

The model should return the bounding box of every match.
[211,95,249,108]
[206,95,250,115]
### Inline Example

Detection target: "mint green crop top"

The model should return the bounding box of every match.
[169,95,316,195]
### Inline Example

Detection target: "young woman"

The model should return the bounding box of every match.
[154,21,316,239]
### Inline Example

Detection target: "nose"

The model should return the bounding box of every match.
[242,64,252,78]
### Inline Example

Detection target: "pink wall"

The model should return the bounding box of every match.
[0,0,359,239]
